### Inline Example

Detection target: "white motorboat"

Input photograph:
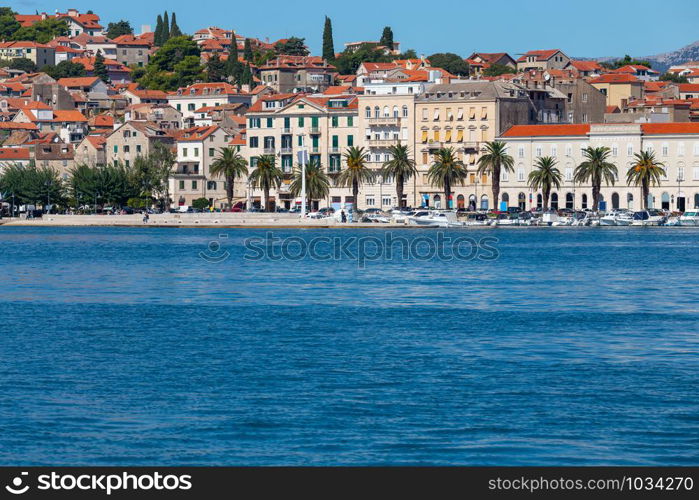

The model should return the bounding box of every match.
[600,213,618,226]
[679,211,699,226]
[615,211,633,226]
[408,210,461,227]
[462,213,489,226]
[631,210,667,226]
[601,210,633,226]
[541,211,559,226]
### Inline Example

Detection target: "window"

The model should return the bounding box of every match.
[678,142,685,156]
[535,146,542,157]
[347,116,353,127]
[565,167,573,181]
[249,137,258,148]
[347,135,354,146]
[188,104,195,111]
[113,145,118,153]
[179,180,184,189]
[582,93,588,103]
[192,181,198,189]
[365,106,371,118]
[517,168,525,181]
[331,116,339,127]
[136,145,142,154]
[693,167,699,180]
[382,196,391,206]
[662,144,669,157]
[551,145,557,157]
[678,167,685,181]
[266,118,273,128]
[194,148,199,157]
[123,145,130,153]
[627,144,633,156]
[298,116,304,127]
[182,147,188,156]
[612,145,618,157]
[433,109,440,120]
[365,195,375,206]
[518,146,524,159]
[209,148,215,157]
[402,105,408,118]
[422,108,428,120]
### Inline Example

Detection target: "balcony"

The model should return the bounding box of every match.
[328,147,341,154]
[282,127,292,134]
[280,147,293,154]
[368,116,401,124]
[328,166,341,174]
[367,138,400,147]
[309,127,321,134]
[263,147,276,154]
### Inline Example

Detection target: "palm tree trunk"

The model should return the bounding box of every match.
[226,175,234,209]
[444,177,450,209]
[352,179,358,214]
[592,183,600,212]
[492,165,500,210]
[396,173,404,208]
[264,182,270,212]
[642,178,649,210]
[543,186,550,211]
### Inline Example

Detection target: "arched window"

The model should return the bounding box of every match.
[457,194,465,209]
[374,106,380,118]
[518,192,526,210]
[402,105,408,118]
[501,192,509,207]
[433,194,442,209]
[536,193,542,209]
[551,193,559,210]
[383,105,389,117]
[661,192,670,210]
[480,194,489,210]
[581,193,588,209]
[365,106,371,118]
[392,106,399,118]
[612,192,620,209]
[694,193,699,209]
[627,193,634,210]
[566,192,574,209]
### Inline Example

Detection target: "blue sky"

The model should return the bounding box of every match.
[11,0,699,58]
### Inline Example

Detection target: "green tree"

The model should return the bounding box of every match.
[154,14,163,46]
[210,147,248,209]
[290,159,330,209]
[396,49,418,59]
[173,55,205,87]
[206,54,227,82]
[379,143,417,208]
[483,63,516,77]
[41,60,86,79]
[427,52,469,76]
[427,147,468,209]
[147,35,200,72]
[379,26,394,50]
[660,72,689,84]
[610,54,653,69]
[162,11,170,42]
[93,50,109,83]
[626,151,665,209]
[11,17,67,43]
[240,63,253,86]
[149,142,176,209]
[226,38,242,84]
[274,37,309,56]
[334,43,393,75]
[192,197,210,210]
[477,141,514,209]
[8,58,36,73]
[322,16,335,61]
[574,146,618,211]
[139,36,202,90]
[249,155,283,212]
[106,20,133,39]
[243,38,253,62]
[0,163,64,207]
[170,12,182,38]
[338,146,374,212]
[0,7,20,39]
[528,156,562,211]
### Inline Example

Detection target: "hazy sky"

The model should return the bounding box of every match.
[12,0,699,58]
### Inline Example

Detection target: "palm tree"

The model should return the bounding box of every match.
[573,146,617,211]
[626,151,666,209]
[476,141,514,209]
[426,147,468,209]
[249,154,283,212]
[380,143,417,208]
[528,156,562,211]
[338,146,374,212]
[210,147,248,210]
[290,159,330,210]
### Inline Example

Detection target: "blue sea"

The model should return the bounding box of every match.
[0,226,698,465]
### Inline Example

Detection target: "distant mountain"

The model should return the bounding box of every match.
[582,40,699,73]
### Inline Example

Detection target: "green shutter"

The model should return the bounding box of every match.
[347,135,354,146]
[298,116,304,127]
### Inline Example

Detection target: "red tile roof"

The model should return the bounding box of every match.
[568,60,602,72]
[0,147,31,160]
[177,125,220,142]
[0,122,38,130]
[502,124,591,137]
[57,76,101,88]
[641,123,699,134]
[589,74,640,84]
[517,49,562,63]
[678,84,699,93]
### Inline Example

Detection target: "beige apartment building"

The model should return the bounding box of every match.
[105,121,176,168]
[498,123,699,212]
[244,93,359,210]
[356,87,416,208]
[170,125,234,208]
[589,74,644,108]
[413,81,533,209]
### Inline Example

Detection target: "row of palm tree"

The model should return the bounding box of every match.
[207,142,667,212]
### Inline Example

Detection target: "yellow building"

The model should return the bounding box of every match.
[589,74,644,108]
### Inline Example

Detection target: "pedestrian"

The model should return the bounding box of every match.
[341,210,347,223]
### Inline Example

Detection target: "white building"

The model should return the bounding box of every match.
[498,123,699,212]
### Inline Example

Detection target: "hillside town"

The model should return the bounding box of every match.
[3,7,699,216]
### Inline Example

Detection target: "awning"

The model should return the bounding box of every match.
[456,130,464,142]
[421,130,428,143]
[445,130,452,142]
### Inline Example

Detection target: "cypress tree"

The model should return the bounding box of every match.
[379,26,394,51]
[227,36,242,84]
[93,50,109,83]
[241,64,252,86]
[243,38,253,62]
[162,11,170,41]
[170,12,182,38]
[154,15,163,46]
[322,16,335,61]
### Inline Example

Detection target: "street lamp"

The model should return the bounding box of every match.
[45,180,52,213]
[297,133,308,218]
[677,173,683,211]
